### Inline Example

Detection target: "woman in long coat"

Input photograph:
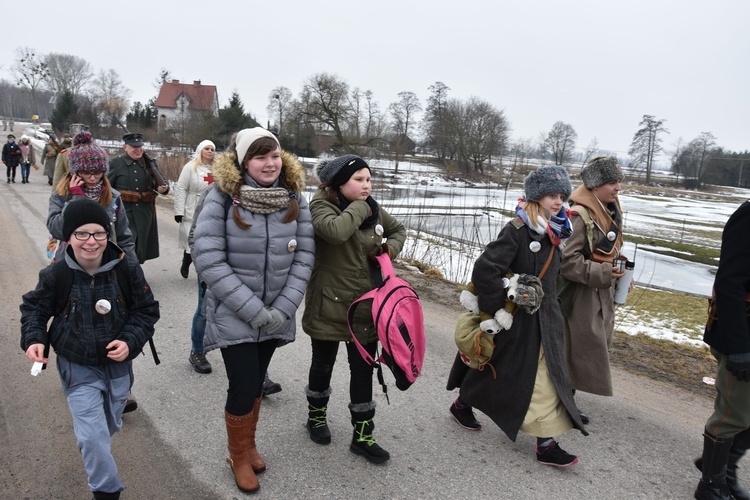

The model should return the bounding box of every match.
[559,156,626,410]
[192,127,314,493]
[174,139,215,279]
[447,166,587,467]
[41,138,58,185]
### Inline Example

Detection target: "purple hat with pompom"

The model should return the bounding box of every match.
[69,131,109,174]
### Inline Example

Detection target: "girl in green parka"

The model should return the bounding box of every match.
[301,154,406,464]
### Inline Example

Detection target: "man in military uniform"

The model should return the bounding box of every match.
[108,132,169,263]
[695,200,750,500]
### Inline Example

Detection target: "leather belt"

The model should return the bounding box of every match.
[120,190,157,203]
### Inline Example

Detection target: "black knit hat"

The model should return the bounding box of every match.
[315,154,370,188]
[62,199,111,242]
[524,165,572,202]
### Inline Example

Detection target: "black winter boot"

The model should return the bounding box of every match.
[92,491,121,500]
[696,427,750,500]
[180,251,192,279]
[695,430,733,500]
[305,386,331,445]
[349,401,390,464]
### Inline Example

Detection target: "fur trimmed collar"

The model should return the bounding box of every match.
[210,149,306,199]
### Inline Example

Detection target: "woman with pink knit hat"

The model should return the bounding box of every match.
[47,131,136,262]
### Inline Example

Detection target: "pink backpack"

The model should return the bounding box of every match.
[348,254,426,398]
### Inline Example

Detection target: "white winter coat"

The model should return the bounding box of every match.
[174,159,213,252]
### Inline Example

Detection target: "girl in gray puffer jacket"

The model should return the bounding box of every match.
[192,127,314,493]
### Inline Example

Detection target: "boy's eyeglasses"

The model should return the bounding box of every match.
[72,231,108,241]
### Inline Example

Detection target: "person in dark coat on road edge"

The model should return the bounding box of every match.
[694,200,750,500]
[447,165,588,468]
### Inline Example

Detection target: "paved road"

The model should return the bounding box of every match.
[0,132,713,499]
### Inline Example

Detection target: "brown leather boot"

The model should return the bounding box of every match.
[247,397,266,473]
[224,410,259,492]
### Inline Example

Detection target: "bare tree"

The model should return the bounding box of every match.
[628,114,668,185]
[544,121,577,165]
[388,91,422,172]
[91,69,131,127]
[153,69,173,90]
[43,53,92,97]
[267,86,292,136]
[423,82,451,161]
[299,73,351,151]
[580,137,600,166]
[446,97,509,174]
[9,47,49,115]
[672,132,717,188]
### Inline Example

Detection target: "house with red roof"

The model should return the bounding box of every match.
[154,79,219,131]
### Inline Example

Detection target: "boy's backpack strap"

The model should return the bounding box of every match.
[115,258,160,365]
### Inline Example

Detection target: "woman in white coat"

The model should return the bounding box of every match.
[174,140,215,279]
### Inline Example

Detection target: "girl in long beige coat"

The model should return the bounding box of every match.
[560,156,627,417]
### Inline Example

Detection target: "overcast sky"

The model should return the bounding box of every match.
[2,0,747,161]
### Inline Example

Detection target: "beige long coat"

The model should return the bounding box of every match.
[559,212,617,396]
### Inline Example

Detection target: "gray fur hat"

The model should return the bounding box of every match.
[315,154,370,187]
[580,156,624,189]
[524,165,572,202]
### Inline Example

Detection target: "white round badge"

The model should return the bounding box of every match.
[287,239,297,252]
[607,231,617,241]
[529,241,541,253]
[95,299,111,315]
[375,224,384,236]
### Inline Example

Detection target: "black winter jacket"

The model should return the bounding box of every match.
[20,243,159,366]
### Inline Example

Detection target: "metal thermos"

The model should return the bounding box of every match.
[613,260,635,305]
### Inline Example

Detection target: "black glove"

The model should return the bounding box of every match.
[175,215,183,223]
[726,353,750,382]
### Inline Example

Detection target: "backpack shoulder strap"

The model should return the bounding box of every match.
[112,257,160,365]
[53,260,73,316]
[570,204,596,256]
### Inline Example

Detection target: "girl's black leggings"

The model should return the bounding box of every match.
[221,340,277,416]
[308,338,377,405]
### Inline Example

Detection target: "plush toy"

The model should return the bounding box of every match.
[459,273,545,333]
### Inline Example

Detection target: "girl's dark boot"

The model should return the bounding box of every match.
[695,430,733,500]
[180,251,192,279]
[305,386,332,444]
[349,401,390,464]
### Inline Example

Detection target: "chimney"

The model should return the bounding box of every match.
[172,79,179,84]
[193,80,201,85]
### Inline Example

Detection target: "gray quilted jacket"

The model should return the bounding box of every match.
[192,150,314,351]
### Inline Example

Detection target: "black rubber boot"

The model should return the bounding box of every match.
[695,430,733,500]
[349,401,390,464]
[696,428,750,500]
[305,386,331,445]
[180,251,192,279]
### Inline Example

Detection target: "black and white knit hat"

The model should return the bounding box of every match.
[315,154,370,188]
[62,199,111,241]
[580,156,624,189]
[524,165,572,202]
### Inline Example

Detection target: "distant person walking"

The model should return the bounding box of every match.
[558,156,626,424]
[18,134,36,184]
[174,139,215,374]
[694,200,750,499]
[2,134,21,183]
[21,199,160,500]
[41,135,60,185]
[192,127,314,493]
[301,154,406,464]
[107,132,169,264]
[52,134,73,189]
[446,166,587,468]
[174,140,215,279]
